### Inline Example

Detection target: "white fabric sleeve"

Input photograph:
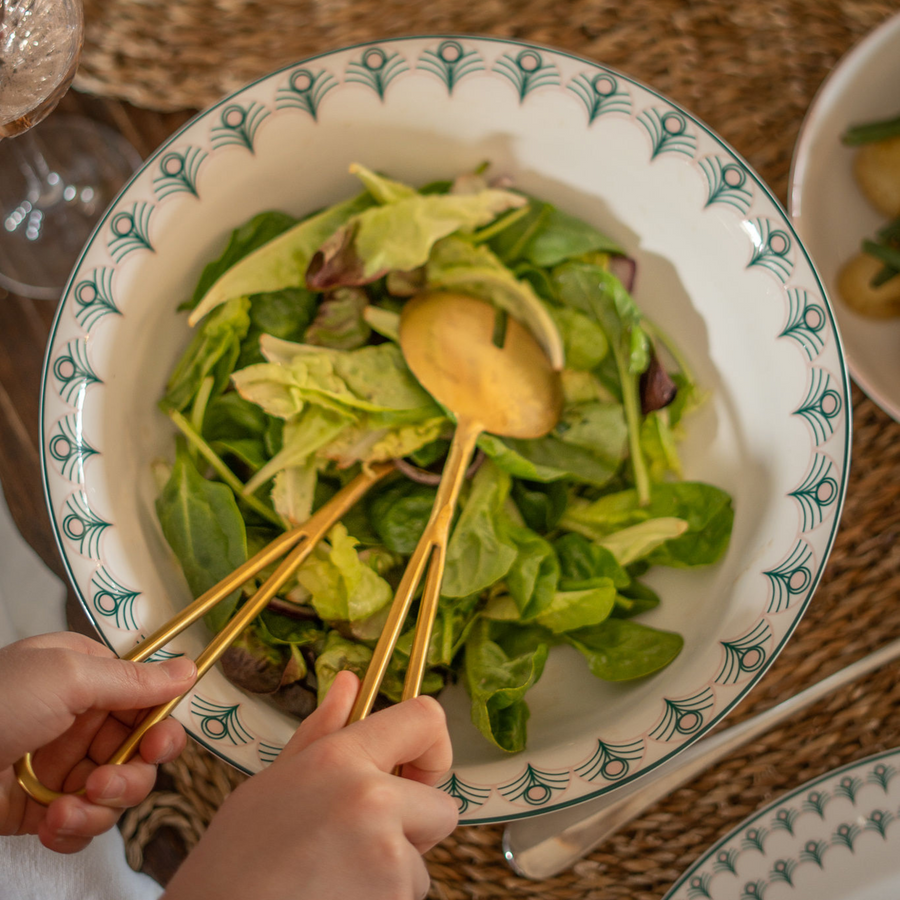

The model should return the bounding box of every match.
[0,482,164,899]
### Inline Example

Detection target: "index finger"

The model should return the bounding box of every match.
[340,695,452,783]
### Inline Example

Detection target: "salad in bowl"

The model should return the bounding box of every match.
[40,36,849,822]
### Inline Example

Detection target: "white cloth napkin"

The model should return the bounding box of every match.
[0,482,164,900]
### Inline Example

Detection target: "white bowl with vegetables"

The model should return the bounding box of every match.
[789,10,900,421]
[41,36,850,823]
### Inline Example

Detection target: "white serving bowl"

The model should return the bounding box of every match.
[41,36,850,824]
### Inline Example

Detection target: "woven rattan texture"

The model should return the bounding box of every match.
[113,1,900,896]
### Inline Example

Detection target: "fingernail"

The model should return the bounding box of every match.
[57,806,87,835]
[159,657,196,681]
[96,773,127,803]
[149,738,176,766]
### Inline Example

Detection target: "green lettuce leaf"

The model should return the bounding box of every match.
[155,440,248,632]
[314,631,373,704]
[304,287,371,350]
[245,406,350,494]
[534,584,616,634]
[524,207,623,267]
[559,482,734,567]
[185,210,298,311]
[464,619,549,753]
[478,433,620,487]
[426,236,565,370]
[232,341,436,420]
[271,460,317,525]
[442,461,518,598]
[349,162,417,204]
[296,523,393,622]
[367,480,437,554]
[505,525,560,619]
[306,189,527,289]
[549,306,609,371]
[165,297,251,412]
[565,619,683,681]
[189,193,374,325]
[238,287,317,369]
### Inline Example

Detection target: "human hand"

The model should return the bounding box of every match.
[164,671,458,900]
[0,631,197,853]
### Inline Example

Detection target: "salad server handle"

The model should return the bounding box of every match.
[15,462,394,806]
[348,418,482,723]
[502,635,900,880]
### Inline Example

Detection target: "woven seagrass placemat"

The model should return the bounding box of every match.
[108,1,900,896]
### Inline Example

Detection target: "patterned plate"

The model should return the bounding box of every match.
[664,747,900,899]
[40,36,851,823]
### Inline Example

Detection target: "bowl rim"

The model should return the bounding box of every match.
[40,33,852,823]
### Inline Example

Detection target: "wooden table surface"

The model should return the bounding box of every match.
[0,89,198,884]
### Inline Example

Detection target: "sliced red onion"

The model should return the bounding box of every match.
[609,255,637,293]
[394,449,487,485]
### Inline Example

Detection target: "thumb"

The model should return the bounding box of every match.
[0,645,196,767]
[58,654,198,714]
[279,670,359,759]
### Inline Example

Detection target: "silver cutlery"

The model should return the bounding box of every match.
[503,635,900,879]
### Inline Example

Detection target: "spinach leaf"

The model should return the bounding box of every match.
[464,619,549,753]
[555,401,628,463]
[164,297,251,412]
[479,433,619,487]
[560,482,734,568]
[185,210,298,311]
[645,483,734,567]
[554,533,630,589]
[511,479,568,532]
[238,287,318,368]
[533,583,615,634]
[488,199,551,264]
[155,441,248,631]
[367,479,437,554]
[549,306,609,370]
[505,525,560,619]
[565,618,683,681]
[611,580,660,618]
[203,392,269,442]
[442,461,518,598]
[553,262,652,502]
[259,610,324,647]
[525,207,623,267]
[295,523,393,622]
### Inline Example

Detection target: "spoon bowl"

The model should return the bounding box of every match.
[399,291,563,439]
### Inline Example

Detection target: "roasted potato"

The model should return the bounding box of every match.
[854,134,900,217]
[837,251,900,318]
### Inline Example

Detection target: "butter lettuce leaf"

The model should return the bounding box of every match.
[189,193,374,325]
[565,619,683,681]
[307,189,527,289]
[296,523,393,623]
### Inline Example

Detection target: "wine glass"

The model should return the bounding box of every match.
[0,0,141,299]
